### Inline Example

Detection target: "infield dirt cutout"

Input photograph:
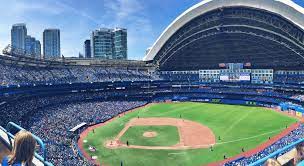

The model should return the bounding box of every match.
[105,117,216,150]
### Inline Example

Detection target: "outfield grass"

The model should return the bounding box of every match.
[83,102,297,166]
[120,125,179,146]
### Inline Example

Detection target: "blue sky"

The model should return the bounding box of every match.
[0,0,303,60]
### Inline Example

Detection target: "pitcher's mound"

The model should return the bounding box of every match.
[143,131,158,138]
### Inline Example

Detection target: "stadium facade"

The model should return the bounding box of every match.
[144,0,304,71]
[1,0,304,166]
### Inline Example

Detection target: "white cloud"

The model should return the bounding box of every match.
[104,0,144,22]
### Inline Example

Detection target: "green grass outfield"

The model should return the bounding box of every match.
[83,102,297,166]
[120,125,180,146]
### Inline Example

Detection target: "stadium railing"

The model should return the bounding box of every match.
[0,122,53,166]
[299,160,304,166]
[248,138,304,166]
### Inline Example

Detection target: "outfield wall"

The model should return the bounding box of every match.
[169,97,277,107]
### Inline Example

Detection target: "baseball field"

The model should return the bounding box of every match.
[80,102,298,166]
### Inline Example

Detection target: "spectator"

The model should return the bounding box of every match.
[264,158,281,166]
[1,130,36,166]
[294,142,304,165]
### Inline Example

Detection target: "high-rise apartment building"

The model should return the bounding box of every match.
[25,35,41,58]
[113,28,127,59]
[11,23,27,51]
[91,28,113,59]
[43,29,60,58]
[25,35,35,56]
[34,40,41,58]
[84,39,91,58]
[91,28,127,60]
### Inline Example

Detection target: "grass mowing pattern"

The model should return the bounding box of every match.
[120,125,179,146]
[83,102,297,166]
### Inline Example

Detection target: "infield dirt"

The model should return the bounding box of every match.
[105,117,216,150]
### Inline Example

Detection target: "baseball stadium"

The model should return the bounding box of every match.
[1,0,304,166]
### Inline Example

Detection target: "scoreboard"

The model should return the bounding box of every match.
[220,73,251,82]
[219,63,251,82]
[198,63,273,84]
[220,72,251,82]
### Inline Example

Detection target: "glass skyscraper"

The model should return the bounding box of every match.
[91,28,113,59]
[113,28,127,59]
[25,36,41,58]
[84,39,91,58]
[11,23,27,52]
[34,40,41,58]
[25,35,34,55]
[43,29,60,59]
[91,28,127,60]
[25,36,35,56]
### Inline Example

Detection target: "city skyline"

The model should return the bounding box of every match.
[0,0,303,60]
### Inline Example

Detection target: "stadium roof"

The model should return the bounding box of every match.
[144,0,304,70]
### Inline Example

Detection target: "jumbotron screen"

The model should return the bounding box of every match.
[220,73,251,82]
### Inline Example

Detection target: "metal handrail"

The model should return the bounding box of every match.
[5,122,53,166]
[248,138,304,166]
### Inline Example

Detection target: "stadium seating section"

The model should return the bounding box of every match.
[0,56,304,165]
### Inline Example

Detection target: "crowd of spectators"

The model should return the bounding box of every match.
[225,124,304,166]
[158,87,299,105]
[25,101,147,165]
[0,62,158,86]
[3,60,304,88]
[171,87,293,98]
[243,96,288,104]
[0,91,147,165]
[291,95,304,102]
[0,91,118,127]
[160,72,304,85]
[159,73,199,81]
[274,74,304,85]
